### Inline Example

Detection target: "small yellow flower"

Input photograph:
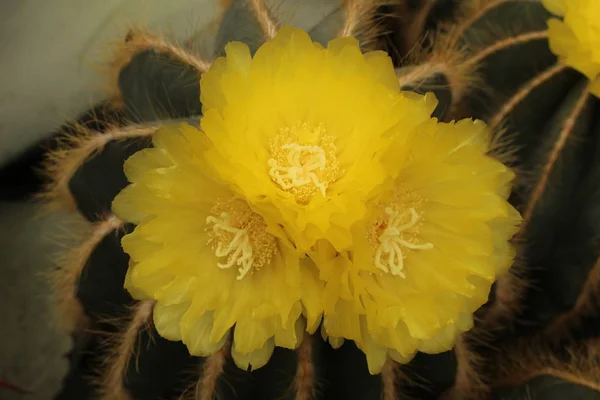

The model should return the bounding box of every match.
[313,119,522,374]
[543,0,600,96]
[200,26,437,252]
[112,123,323,370]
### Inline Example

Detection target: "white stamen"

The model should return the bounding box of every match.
[206,212,255,280]
[268,143,328,197]
[374,207,433,278]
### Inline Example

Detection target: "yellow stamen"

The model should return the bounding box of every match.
[268,124,342,204]
[206,199,277,280]
[374,207,433,278]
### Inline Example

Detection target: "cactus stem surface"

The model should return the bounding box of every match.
[381,358,398,400]
[248,0,279,40]
[545,255,600,339]
[444,334,486,400]
[99,300,155,400]
[518,84,592,232]
[489,63,568,130]
[405,0,438,54]
[195,342,230,400]
[494,339,600,393]
[465,30,548,68]
[448,0,534,48]
[50,214,124,332]
[501,368,600,392]
[476,258,528,336]
[39,124,156,213]
[104,29,211,104]
[124,30,211,73]
[293,335,315,400]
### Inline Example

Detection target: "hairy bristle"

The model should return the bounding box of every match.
[293,335,315,400]
[545,255,600,339]
[493,338,600,392]
[488,63,567,130]
[381,358,398,400]
[464,30,548,68]
[37,124,156,212]
[98,300,155,400]
[102,28,211,103]
[399,0,438,56]
[48,214,124,332]
[443,335,487,399]
[488,126,521,171]
[195,343,230,400]
[399,36,479,106]
[469,248,529,341]
[518,83,591,232]
[248,0,279,40]
[338,0,390,49]
[445,0,529,49]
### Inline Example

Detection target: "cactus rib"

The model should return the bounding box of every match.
[294,335,316,400]
[339,0,385,46]
[488,63,568,129]
[518,84,592,231]
[464,30,548,68]
[99,300,155,400]
[493,339,600,393]
[196,343,230,400]
[444,334,486,399]
[545,256,600,339]
[381,359,398,400]
[248,0,279,40]
[40,125,155,212]
[447,0,532,48]
[50,214,124,332]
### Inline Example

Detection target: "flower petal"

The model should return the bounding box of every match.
[232,337,275,371]
[154,302,189,341]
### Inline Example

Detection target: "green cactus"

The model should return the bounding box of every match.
[41,0,600,399]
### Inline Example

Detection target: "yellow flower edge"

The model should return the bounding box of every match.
[543,0,600,96]
[312,118,522,374]
[200,25,438,253]
[112,123,324,370]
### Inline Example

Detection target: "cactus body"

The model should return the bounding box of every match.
[41,1,600,399]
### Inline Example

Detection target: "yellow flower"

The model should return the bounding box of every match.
[543,0,600,96]
[112,123,324,370]
[313,119,522,374]
[200,26,437,252]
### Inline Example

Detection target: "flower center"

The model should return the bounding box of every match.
[205,198,278,280]
[268,123,342,204]
[371,206,433,278]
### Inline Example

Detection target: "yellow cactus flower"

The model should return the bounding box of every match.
[200,26,437,252]
[543,0,600,96]
[313,119,522,374]
[112,123,323,370]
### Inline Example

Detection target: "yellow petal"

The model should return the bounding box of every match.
[320,323,343,349]
[300,260,324,333]
[153,302,189,341]
[591,76,600,97]
[359,318,388,374]
[124,262,153,300]
[123,148,171,183]
[233,316,274,354]
[542,0,567,16]
[232,337,275,371]
[180,307,228,357]
[274,316,305,349]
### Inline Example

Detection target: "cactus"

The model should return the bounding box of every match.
[389,0,600,398]
[41,0,600,399]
